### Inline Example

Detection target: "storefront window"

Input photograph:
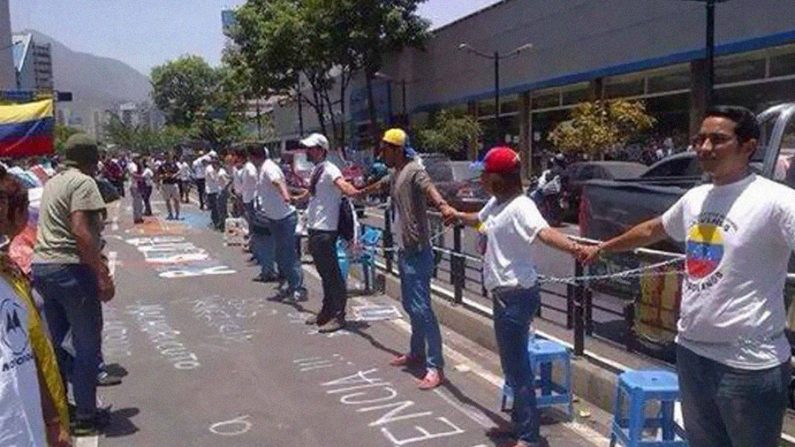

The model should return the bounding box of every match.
[532,89,560,109]
[715,52,766,85]
[604,73,645,98]
[647,64,691,94]
[561,83,591,105]
[501,95,520,114]
[714,78,795,112]
[478,99,496,117]
[769,44,795,78]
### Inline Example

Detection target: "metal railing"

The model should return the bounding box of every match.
[368,207,689,359]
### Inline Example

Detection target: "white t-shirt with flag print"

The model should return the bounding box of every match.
[662,173,795,370]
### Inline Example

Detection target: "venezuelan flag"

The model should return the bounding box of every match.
[686,224,724,279]
[0,99,54,157]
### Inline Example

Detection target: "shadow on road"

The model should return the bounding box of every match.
[104,407,140,438]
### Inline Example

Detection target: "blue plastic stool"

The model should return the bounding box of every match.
[610,370,687,447]
[336,240,349,282]
[501,339,573,421]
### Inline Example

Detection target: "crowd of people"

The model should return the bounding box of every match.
[1,105,792,447]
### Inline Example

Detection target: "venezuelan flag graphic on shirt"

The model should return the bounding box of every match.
[0,99,54,157]
[686,224,724,279]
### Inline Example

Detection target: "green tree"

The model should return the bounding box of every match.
[150,55,246,148]
[151,56,218,128]
[548,100,656,156]
[104,113,187,154]
[54,124,82,154]
[229,0,430,149]
[415,110,482,157]
[346,0,430,142]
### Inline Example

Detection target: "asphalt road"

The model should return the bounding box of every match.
[87,196,608,447]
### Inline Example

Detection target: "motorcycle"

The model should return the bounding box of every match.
[528,174,567,227]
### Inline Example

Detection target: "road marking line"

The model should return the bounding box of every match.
[432,388,492,428]
[74,435,98,447]
[108,251,118,277]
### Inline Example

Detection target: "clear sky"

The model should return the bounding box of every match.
[9,0,502,77]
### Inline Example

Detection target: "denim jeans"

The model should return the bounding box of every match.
[271,212,304,294]
[250,223,277,278]
[32,263,101,419]
[493,286,541,444]
[206,193,219,228]
[195,178,206,209]
[309,230,347,319]
[676,345,790,447]
[398,246,444,370]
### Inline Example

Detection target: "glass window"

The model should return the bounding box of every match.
[604,73,644,99]
[532,89,560,109]
[478,99,496,117]
[715,52,766,85]
[769,44,795,78]
[561,83,591,105]
[647,64,691,93]
[501,95,520,114]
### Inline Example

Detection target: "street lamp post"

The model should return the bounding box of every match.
[458,42,533,146]
[684,0,729,107]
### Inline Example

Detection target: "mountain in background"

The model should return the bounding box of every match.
[21,29,152,111]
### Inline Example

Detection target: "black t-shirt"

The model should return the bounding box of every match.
[158,161,180,184]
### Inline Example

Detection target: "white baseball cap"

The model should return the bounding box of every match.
[300,133,329,151]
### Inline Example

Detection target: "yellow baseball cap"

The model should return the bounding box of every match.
[382,128,407,147]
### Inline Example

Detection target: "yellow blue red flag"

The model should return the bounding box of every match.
[0,99,54,157]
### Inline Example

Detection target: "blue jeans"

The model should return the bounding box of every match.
[271,212,304,293]
[676,345,790,447]
[32,263,101,419]
[250,226,277,278]
[493,286,541,444]
[398,246,444,370]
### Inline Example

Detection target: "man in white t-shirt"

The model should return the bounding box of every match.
[127,158,144,223]
[192,150,214,210]
[177,156,192,203]
[294,133,360,333]
[249,145,306,300]
[204,158,221,229]
[582,106,793,447]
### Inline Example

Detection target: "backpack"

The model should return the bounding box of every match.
[337,197,358,242]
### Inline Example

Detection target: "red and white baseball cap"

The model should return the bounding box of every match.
[481,147,520,174]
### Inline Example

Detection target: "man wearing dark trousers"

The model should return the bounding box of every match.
[192,150,212,210]
[295,133,360,333]
[32,134,115,437]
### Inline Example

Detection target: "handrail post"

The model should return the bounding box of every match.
[452,223,464,305]
[585,287,593,336]
[573,260,585,356]
[384,206,393,274]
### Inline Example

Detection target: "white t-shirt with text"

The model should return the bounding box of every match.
[306,161,343,231]
[0,280,46,446]
[662,174,795,369]
[478,195,549,292]
[258,160,295,220]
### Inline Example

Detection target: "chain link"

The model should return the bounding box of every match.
[537,257,685,286]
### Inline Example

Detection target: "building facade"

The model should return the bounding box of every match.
[0,0,15,91]
[267,0,795,174]
[12,32,53,93]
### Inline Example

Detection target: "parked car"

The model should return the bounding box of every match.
[562,161,646,222]
[281,149,367,189]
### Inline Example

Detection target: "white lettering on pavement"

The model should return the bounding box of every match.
[209,415,252,436]
[127,303,200,370]
[303,367,466,445]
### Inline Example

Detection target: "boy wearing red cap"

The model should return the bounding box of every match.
[452,147,582,447]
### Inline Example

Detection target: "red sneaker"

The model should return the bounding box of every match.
[389,354,423,367]
[418,369,445,390]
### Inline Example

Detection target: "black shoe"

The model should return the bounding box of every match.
[97,371,122,387]
[318,318,346,333]
[305,313,330,326]
[71,418,102,437]
[252,273,280,283]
